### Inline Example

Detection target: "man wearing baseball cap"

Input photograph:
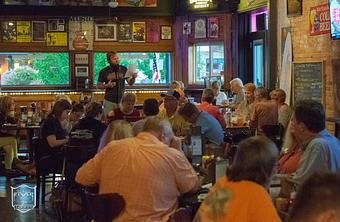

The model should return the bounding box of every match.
[158,90,190,136]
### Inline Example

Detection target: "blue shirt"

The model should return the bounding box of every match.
[319,129,340,171]
[196,112,224,145]
[293,129,340,182]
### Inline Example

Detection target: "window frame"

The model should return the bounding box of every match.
[0,51,71,90]
[188,42,225,86]
[92,51,173,88]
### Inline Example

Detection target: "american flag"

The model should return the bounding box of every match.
[152,53,159,83]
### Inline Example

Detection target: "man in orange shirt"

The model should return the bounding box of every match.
[76,117,199,222]
[250,87,278,133]
[194,136,281,222]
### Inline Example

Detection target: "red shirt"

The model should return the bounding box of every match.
[278,146,302,174]
[197,102,225,128]
[108,108,141,123]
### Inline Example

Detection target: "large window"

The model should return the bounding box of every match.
[93,52,171,85]
[0,52,69,87]
[188,43,224,85]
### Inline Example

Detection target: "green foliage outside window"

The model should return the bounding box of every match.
[93,52,171,85]
[0,52,69,86]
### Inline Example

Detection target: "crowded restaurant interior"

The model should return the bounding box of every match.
[1,0,340,221]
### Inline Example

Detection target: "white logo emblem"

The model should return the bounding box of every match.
[11,184,36,213]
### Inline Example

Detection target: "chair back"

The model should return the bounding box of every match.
[32,136,46,168]
[261,124,284,150]
[83,188,125,222]
[63,143,97,164]
[224,127,256,144]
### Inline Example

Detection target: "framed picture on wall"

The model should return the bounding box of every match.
[132,22,146,42]
[183,22,191,35]
[287,0,302,17]
[194,18,206,39]
[75,53,89,65]
[118,23,132,42]
[161,25,172,40]
[94,23,117,41]
[48,19,58,31]
[1,21,17,42]
[146,21,160,43]
[75,66,89,77]
[208,17,219,38]
[32,21,46,42]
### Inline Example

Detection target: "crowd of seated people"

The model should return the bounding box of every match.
[3,77,340,222]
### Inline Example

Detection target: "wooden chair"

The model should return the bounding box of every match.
[32,136,60,207]
[261,124,285,151]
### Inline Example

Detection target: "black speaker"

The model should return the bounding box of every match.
[256,14,266,31]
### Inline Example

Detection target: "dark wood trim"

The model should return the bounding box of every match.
[0,0,174,17]
[268,0,277,89]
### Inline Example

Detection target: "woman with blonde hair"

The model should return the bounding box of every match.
[107,93,141,123]
[97,120,133,152]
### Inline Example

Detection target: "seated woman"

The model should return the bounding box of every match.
[71,102,106,148]
[97,120,133,152]
[278,122,302,174]
[64,103,84,134]
[237,83,256,120]
[211,80,228,106]
[107,93,141,123]
[40,99,72,173]
[0,96,34,175]
[197,88,226,128]
[194,136,281,222]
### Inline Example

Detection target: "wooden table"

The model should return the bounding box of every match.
[1,124,40,163]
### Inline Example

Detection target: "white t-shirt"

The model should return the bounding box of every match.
[215,91,228,105]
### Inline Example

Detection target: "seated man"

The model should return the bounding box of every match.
[179,102,224,146]
[197,88,226,128]
[289,172,340,222]
[132,98,159,136]
[249,87,278,133]
[158,90,190,136]
[270,88,292,130]
[76,117,199,222]
[289,100,340,183]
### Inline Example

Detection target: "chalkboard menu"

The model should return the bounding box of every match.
[293,62,324,103]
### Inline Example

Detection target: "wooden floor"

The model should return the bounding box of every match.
[0,176,58,222]
[0,176,82,222]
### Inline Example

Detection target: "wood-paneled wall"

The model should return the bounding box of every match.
[173,14,235,89]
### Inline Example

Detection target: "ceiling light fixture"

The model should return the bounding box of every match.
[189,0,212,9]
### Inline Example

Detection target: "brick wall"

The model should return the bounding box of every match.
[277,0,338,131]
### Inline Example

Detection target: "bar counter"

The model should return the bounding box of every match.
[0,88,167,105]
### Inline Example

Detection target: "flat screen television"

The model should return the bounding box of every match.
[330,0,340,39]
